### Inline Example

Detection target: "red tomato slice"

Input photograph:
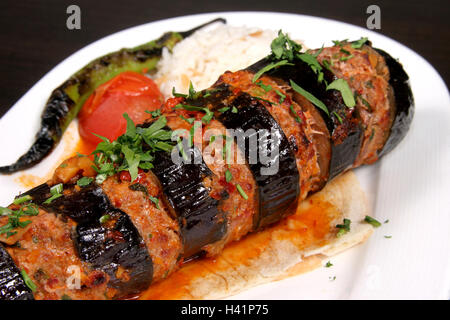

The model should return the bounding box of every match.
[78,71,164,149]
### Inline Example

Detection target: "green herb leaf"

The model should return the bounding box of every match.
[255,81,272,92]
[21,269,37,292]
[290,80,329,115]
[253,60,293,83]
[289,105,302,123]
[76,177,93,188]
[146,109,162,118]
[218,107,230,113]
[99,214,110,224]
[325,261,333,268]
[332,111,343,124]
[123,113,136,138]
[326,79,356,108]
[13,195,32,205]
[172,87,188,98]
[336,218,351,237]
[364,215,382,228]
[236,184,248,200]
[225,169,233,183]
[351,37,368,49]
[149,196,160,209]
[129,183,149,196]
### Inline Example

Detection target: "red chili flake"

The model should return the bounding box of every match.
[164,97,185,110]
[219,177,236,193]
[119,171,131,182]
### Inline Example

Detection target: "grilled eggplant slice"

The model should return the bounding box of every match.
[374,48,414,157]
[151,145,227,258]
[248,58,363,180]
[22,183,153,299]
[0,18,226,174]
[194,85,300,229]
[0,244,34,300]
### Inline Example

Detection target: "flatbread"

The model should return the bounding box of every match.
[139,171,373,299]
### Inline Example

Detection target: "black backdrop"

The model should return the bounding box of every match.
[0,0,448,117]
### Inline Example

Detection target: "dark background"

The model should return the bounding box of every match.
[0,0,448,117]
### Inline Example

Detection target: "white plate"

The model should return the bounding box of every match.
[1,12,449,300]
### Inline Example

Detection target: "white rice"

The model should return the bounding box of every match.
[154,23,279,97]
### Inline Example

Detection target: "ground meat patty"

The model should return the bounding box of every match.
[101,171,182,282]
[315,43,395,165]
[219,70,324,199]
[164,112,258,255]
[0,209,110,300]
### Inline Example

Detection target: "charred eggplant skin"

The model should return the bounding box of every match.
[22,183,153,299]
[0,18,226,174]
[0,244,34,300]
[151,146,227,258]
[374,48,414,157]
[247,58,363,180]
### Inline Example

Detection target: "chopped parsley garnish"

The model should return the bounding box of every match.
[384,235,392,239]
[76,177,93,188]
[180,115,195,124]
[270,30,302,60]
[145,109,162,118]
[290,80,329,115]
[340,54,354,61]
[340,48,351,55]
[326,79,356,108]
[149,196,160,209]
[218,107,230,113]
[13,195,32,205]
[21,269,37,292]
[61,294,72,300]
[99,214,110,224]
[322,59,333,72]
[236,184,248,200]
[290,105,302,123]
[275,90,286,104]
[59,163,68,168]
[172,87,188,98]
[325,261,333,268]
[89,114,174,183]
[225,169,233,183]
[384,219,389,224]
[175,104,214,124]
[332,111,343,124]
[252,60,293,83]
[297,52,324,83]
[364,215,382,228]
[255,81,272,92]
[231,106,238,113]
[129,183,149,196]
[0,203,39,238]
[43,183,63,204]
[171,82,201,100]
[332,39,348,47]
[351,37,369,49]
[336,218,351,237]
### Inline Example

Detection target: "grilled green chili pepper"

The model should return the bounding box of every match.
[0,18,225,174]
